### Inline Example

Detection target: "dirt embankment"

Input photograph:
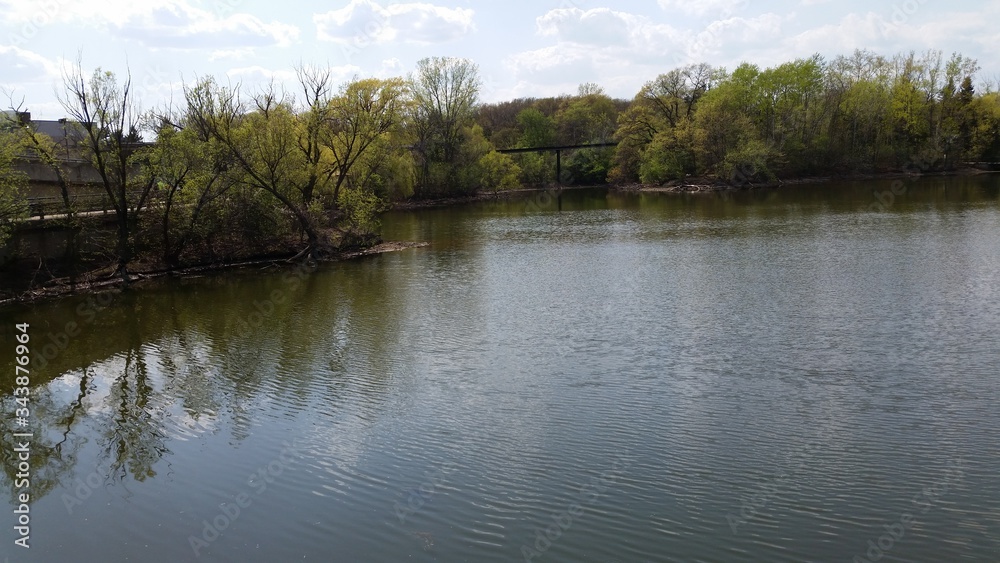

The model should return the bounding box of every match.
[0,241,429,306]
[615,166,998,194]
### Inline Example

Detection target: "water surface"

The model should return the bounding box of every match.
[2,176,999,562]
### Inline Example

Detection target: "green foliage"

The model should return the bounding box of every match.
[514,152,553,186]
[337,184,383,241]
[419,123,493,196]
[556,91,617,145]
[693,88,755,171]
[639,126,694,184]
[369,150,417,200]
[14,49,1000,289]
[618,49,996,182]
[564,147,614,185]
[610,103,662,183]
[327,76,411,202]
[968,93,1000,160]
[451,125,493,193]
[720,138,778,185]
[410,57,482,195]
[516,107,556,147]
[0,130,28,246]
[478,151,521,192]
[60,62,153,276]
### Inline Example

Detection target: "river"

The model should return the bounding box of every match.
[2,176,999,562]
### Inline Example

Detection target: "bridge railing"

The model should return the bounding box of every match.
[25,193,114,220]
[496,142,618,185]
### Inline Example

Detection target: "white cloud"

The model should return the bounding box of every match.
[379,58,404,75]
[0,46,61,85]
[657,0,749,18]
[0,0,299,49]
[536,8,635,46]
[690,13,787,58]
[517,7,788,86]
[120,5,300,49]
[782,12,889,54]
[505,45,598,87]
[226,65,307,85]
[209,48,256,62]
[314,0,475,45]
[532,8,687,57]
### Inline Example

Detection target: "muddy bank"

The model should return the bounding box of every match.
[0,241,429,306]
[390,185,602,210]
[614,166,999,194]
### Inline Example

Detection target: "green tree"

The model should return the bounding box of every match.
[611,99,664,183]
[409,56,481,195]
[183,77,332,258]
[968,92,1000,161]
[478,150,521,193]
[0,129,27,246]
[144,118,242,268]
[325,77,410,205]
[476,97,535,149]
[60,61,154,281]
[2,106,77,217]
[555,85,617,145]
[640,63,718,128]
[614,63,720,183]
[516,107,556,147]
[691,69,759,173]
[512,152,553,186]
[639,123,695,184]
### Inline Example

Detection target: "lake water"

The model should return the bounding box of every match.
[2,177,999,562]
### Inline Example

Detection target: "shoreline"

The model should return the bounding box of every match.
[387,185,600,210]
[0,241,429,307]
[4,167,996,306]
[614,166,999,194]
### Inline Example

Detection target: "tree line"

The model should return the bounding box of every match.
[477,49,1000,187]
[2,49,999,286]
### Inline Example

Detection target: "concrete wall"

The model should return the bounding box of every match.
[16,158,104,185]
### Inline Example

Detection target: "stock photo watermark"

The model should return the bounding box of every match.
[866,150,939,212]
[5,0,72,47]
[727,441,821,534]
[853,458,965,563]
[61,466,107,515]
[393,461,458,524]
[521,456,631,562]
[879,0,930,37]
[187,439,303,558]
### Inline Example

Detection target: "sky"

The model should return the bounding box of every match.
[2,0,1000,120]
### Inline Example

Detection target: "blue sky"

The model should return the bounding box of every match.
[2,0,999,119]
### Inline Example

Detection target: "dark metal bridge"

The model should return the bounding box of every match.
[497,142,618,184]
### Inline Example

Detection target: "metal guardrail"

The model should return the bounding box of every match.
[26,193,113,219]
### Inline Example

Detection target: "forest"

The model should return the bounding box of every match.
[1,48,999,293]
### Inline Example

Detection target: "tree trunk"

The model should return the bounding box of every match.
[116,214,131,284]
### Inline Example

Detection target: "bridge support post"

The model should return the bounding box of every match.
[556,149,561,185]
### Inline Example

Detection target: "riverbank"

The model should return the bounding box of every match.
[615,165,999,194]
[0,240,429,306]
[4,167,995,305]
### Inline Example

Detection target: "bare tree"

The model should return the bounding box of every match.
[59,58,154,282]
